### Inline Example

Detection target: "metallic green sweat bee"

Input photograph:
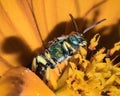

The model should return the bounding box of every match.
[31,14,106,80]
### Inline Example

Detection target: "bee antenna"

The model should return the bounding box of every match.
[69,14,79,33]
[83,18,106,34]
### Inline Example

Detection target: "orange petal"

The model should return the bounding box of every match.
[0,67,56,96]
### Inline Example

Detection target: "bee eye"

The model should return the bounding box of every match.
[68,35,79,46]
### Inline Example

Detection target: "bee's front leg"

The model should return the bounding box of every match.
[62,41,76,56]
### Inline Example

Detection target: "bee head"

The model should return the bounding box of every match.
[69,14,106,46]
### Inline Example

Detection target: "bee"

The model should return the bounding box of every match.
[31,14,106,81]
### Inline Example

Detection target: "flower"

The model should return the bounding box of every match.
[0,0,120,96]
[55,34,120,96]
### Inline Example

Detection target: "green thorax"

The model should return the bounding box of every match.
[48,42,64,59]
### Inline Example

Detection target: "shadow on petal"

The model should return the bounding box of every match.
[1,36,34,67]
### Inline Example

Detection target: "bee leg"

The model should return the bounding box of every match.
[45,66,50,81]
[45,50,56,66]
[56,65,62,74]
[63,41,76,55]
[45,66,61,82]
[31,57,37,72]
